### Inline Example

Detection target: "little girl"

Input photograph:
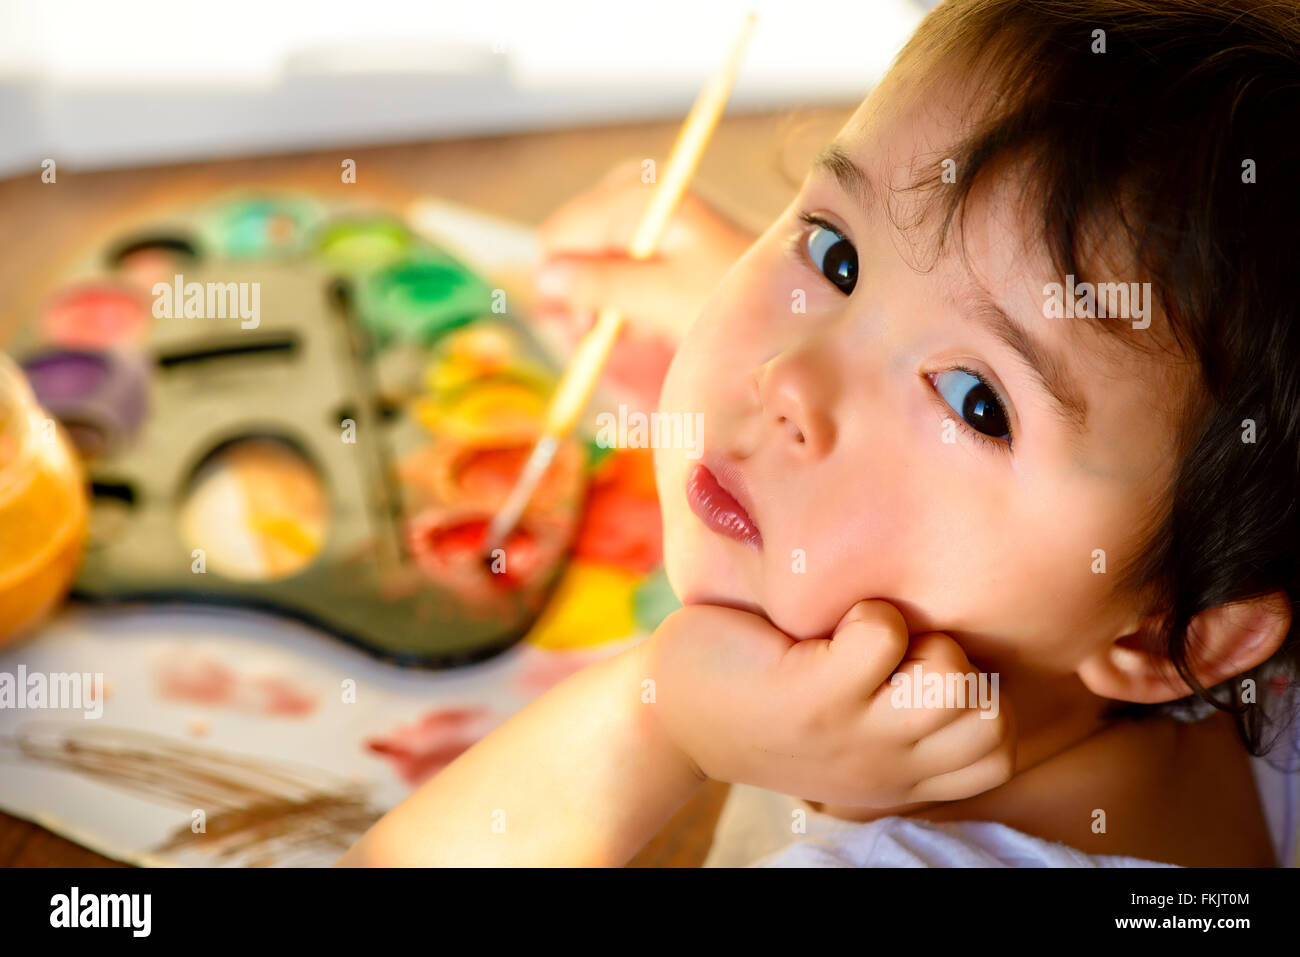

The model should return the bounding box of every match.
[340,0,1300,867]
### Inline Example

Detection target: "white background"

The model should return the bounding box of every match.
[0,0,929,175]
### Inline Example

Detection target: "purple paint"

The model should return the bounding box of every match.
[21,350,149,456]
[22,352,110,401]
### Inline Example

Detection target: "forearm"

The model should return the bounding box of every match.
[336,640,703,866]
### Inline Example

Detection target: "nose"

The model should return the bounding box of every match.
[753,346,836,459]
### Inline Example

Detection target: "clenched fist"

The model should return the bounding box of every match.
[638,599,1016,808]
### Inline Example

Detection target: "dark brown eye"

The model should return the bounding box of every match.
[805,223,857,295]
[932,369,1011,440]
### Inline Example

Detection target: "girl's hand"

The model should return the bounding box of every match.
[532,157,757,344]
[641,600,1017,808]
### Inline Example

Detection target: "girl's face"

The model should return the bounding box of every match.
[655,73,1193,676]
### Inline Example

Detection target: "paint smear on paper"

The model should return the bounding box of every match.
[573,448,662,573]
[1,724,380,866]
[154,653,318,717]
[511,646,605,697]
[364,707,499,787]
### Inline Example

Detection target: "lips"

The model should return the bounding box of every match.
[686,463,762,548]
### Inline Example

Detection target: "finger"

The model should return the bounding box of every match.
[536,167,656,255]
[909,702,1011,768]
[537,162,723,258]
[907,694,1016,800]
[823,599,911,692]
[530,302,592,337]
[532,255,693,339]
[906,735,1017,803]
[897,631,974,670]
[863,673,962,742]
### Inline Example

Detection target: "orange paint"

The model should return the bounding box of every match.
[573,449,662,573]
[398,437,583,515]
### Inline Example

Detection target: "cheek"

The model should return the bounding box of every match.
[896,472,1146,669]
[751,402,931,637]
[654,257,788,611]
[658,248,776,419]
[755,499,912,639]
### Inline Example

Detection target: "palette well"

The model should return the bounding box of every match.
[11,195,587,666]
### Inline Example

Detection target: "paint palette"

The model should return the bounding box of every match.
[11,195,587,666]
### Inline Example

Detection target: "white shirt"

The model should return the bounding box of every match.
[704,746,1298,867]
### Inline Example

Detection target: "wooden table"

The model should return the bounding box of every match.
[0,102,854,867]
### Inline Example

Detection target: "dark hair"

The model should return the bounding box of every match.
[896,0,1300,756]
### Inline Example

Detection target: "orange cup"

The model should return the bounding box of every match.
[0,353,88,647]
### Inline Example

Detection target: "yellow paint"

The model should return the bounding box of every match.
[413,381,546,445]
[424,324,553,396]
[427,359,553,397]
[525,561,639,650]
[249,513,321,556]
[445,324,517,366]
[179,438,328,582]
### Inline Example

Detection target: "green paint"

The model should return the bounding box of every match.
[585,438,615,469]
[31,196,581,668]
[633,565,679,632]
[202,197,321,258]
[356,253,493,345]
[316,219,412,272]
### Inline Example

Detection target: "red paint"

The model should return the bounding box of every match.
[398,438,582,516]
[456,446,530,500]
[406,511,555,590]
[512,646,602,696]
[43,286,149,348]
[573,449,662,572]
[155,655,318,717]
[365,707,499,787]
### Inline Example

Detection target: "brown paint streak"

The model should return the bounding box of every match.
[1,724,381,866]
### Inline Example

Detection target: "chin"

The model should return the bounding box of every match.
[662,522,760,614]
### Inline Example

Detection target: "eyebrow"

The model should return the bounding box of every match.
[812,141,874,215]
[968,292,1090,433]
[814,140,1089,433]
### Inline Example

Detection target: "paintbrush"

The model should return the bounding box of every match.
[482,12,757,559]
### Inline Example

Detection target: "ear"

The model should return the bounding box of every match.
[1076,591,1292,704]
